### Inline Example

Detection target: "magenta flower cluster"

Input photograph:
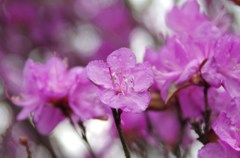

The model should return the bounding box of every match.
[11,48,153,135]
[9,0,240,157]
[145,0,240,157]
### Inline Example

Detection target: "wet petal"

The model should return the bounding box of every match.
[86,60,112,89]
[107,48,136,71]
[100,90,150,112]
[131,63,153,92]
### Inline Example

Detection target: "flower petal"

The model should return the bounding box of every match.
[23,59,46,94]
[69,80,107,121]
[11,95,43,120]
[201,58,223,87]
[166,0,207,34]
[223,74,240,98]
[107,48,136,71]
[131,63,153,92]
[86,60,112,89]
[198,143,225,158]
[178,86,204,119]
[175,59,199,84]
[100,90,150,112]
[33,106,64,135]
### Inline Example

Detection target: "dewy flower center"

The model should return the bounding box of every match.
[111,70,134,95]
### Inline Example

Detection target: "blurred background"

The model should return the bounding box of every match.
[1,0,240,157]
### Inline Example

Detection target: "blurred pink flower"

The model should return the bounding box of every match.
[69,69,109,121]
[11,56,82,134]
[145,36,206,101]
[166,0,223,39]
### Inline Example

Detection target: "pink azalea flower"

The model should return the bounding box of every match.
[166,0,223,39]
[86,48,153,112]
[144,36,206,101]
[11,56,83,134]
[167,0,208,35]
[145,0,229,102]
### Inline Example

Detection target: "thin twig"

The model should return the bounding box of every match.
[60,106,96,158]
[112,108,131,158]
[202,85,211,144]
[78,122,97,158]
[69,118,96,158]
[145,112,169,158]
[19,136,31,158]
[191,85,211,145]
[172,98,187,158]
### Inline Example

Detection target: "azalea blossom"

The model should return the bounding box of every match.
[144,0,229,102]
[166,0,225,38]
[144,36,207,101]
[86,48,153,112]
[11,56,83,134]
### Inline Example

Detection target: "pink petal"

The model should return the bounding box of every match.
[107,48,136,71]
[178,86,204,119]
[17,105,38,120]
[144,48,160,67]
[68,66,84,83]
[69,80,107,121]
[23,59,46,94]
[45,56,68,77]
[198,143,225,158]
[100,90,150,112]
[99,90,121,109]
[11,95,43,120]
[223,74,240,98]
[166,0,207,34]
[175,59,199,84]
[131,63,153,92]
[44,57,70,96]
[201,58,223,88]
[213,113,240,151]
[33,106,64,135]
[86,60,112,89]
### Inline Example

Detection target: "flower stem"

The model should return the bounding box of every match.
[111,108,131,158]
[19,136,31,158]
[60,105,96,158]
[191,85,211,145]
[173,98,187,158]
[202,85,211,144]
[78,122,97,158]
